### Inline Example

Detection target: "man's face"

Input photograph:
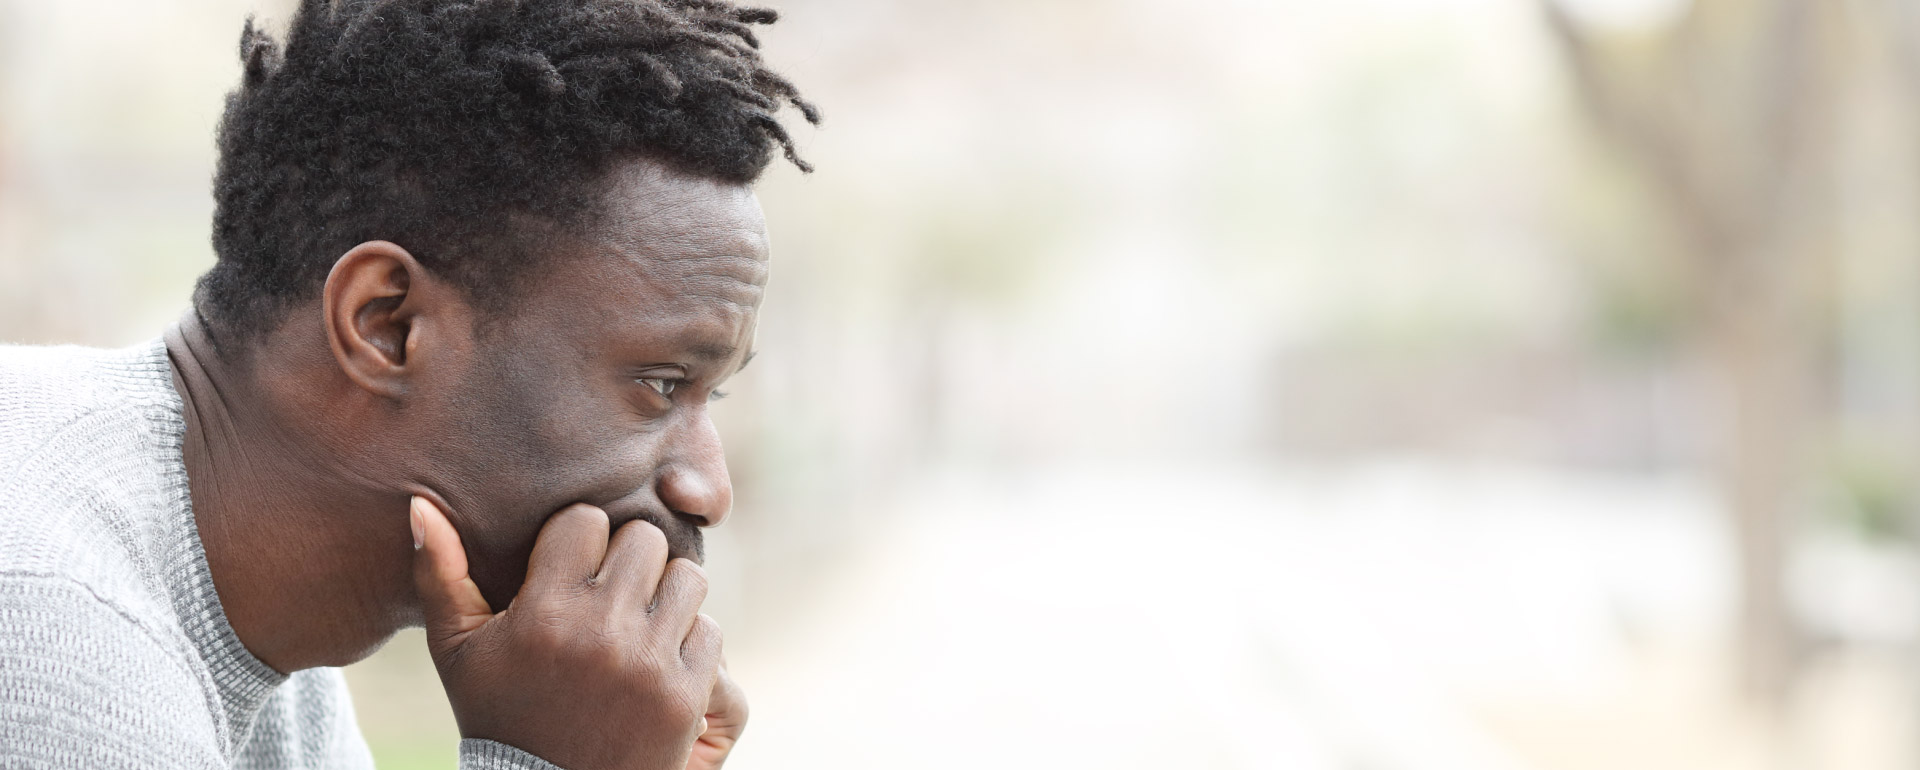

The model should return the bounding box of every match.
[421,160,767,611]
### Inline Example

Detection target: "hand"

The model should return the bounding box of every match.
[686,663,747,770]
[411,496,724,770]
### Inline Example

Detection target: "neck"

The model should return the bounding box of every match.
[165,313,417,673]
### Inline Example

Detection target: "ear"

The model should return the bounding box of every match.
[321,240,440,399]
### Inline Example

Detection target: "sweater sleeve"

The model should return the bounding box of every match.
[459,738,566,769]
[0,574,227,769]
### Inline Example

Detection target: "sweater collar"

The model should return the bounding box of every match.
[122,338,288,753]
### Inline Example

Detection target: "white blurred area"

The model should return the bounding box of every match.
[7,0,1920,768]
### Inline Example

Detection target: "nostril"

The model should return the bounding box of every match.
[656,462,731,528]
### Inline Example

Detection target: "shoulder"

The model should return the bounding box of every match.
[0,341,173,467]
[0,342,125,413]
[0,340,184,606]
[0,572,225,768]
[0,338,179,468]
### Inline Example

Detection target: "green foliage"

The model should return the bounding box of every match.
[366,741,455,770]
[1820,444,1917,544]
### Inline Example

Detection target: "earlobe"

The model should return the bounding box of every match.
[322,240,426,400]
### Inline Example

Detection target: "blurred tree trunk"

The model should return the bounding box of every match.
[1543,0,1845,709]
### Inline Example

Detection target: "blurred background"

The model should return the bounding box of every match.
[4,0,1920,767]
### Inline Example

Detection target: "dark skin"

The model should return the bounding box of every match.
[167,158,761,770]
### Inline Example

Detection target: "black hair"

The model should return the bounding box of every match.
[194,0,817,346]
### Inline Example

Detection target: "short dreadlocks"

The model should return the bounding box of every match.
[194,0,818,346]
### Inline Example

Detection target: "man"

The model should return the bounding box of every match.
[0,0,818,768]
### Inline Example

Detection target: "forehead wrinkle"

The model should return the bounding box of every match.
[630,246,768,309]
[606,229,769,270]
[598,220,768,282]
[669,224,768,260]
[666,253,771,286]
[676,276,764,314]
[620,259,764,326]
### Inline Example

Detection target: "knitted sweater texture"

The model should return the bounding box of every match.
[0,339,555,769]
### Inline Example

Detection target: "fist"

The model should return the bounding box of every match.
[411,497,730,770]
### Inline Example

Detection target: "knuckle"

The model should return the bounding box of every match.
[691,614,723,650]
[659,684,706,727]
[669,560,709,593]
[554,503,609,529]
[725,690,750,726]
[661,702,700,730]
[518,613,573,655]
[693,613,721,637]
[538,574,593,604]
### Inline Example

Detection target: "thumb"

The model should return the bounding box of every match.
[411,495,493,652]
[704,663,748,735]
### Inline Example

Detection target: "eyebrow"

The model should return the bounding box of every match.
[689,344,756,374]
[689,342,736,361]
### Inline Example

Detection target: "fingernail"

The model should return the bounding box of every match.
[699,717,710,736]
[409,496,426,551]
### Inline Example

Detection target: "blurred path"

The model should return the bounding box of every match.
[721,462,1911,770]
[721,462,1620,768]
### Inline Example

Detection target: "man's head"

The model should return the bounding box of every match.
[192,0,814,610]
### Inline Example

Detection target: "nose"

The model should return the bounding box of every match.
[656,410,733,528]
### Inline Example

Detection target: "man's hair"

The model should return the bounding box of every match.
[195,0,817,345]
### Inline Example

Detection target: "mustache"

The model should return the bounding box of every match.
[602,504,706,565]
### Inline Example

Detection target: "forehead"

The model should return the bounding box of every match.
[518,160,769,350]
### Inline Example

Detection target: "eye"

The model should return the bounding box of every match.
[709,389,729,402]
[638,377,677,397]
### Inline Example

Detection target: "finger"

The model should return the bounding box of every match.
[681,614,724,720]
[411,496,493,651]
[691,664,748,763]
[704,664,748,733]
[595,518,671,609]
[654,559,711,645]
[678,606,721,666]
[521,503,612,599]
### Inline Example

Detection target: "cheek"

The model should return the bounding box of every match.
[432,371,620,609]
[443,357,659,508]
[469,382,604,489]
[463,413,669,608]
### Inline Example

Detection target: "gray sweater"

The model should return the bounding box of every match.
[0,339,556,769]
